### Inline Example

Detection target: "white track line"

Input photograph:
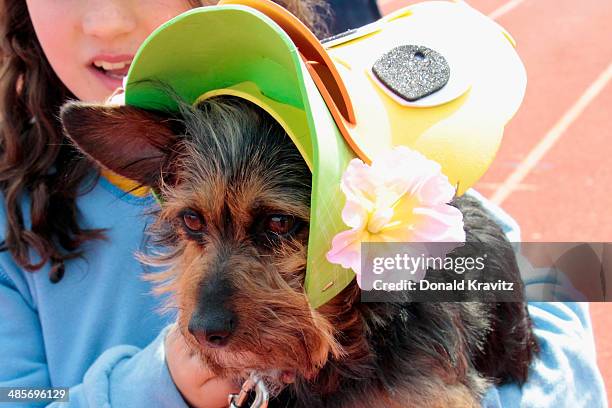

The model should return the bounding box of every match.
[488,0,528,20]
[491,61,612,206]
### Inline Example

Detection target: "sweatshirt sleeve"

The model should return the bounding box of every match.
[483,302,607,408]
[0,268,189,408]
[0,267,51,398]
[468,190,608,407]
[49,327,188,408]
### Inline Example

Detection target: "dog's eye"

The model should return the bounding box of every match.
[180,209,205,233]
[265,214,297,236]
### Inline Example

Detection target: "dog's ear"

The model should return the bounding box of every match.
[60,102,180,187]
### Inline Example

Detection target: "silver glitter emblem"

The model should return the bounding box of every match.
[372,45,450,102]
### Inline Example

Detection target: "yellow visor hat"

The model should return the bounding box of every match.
[124,0,526,308]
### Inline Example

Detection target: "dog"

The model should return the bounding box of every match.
[60,93,538,407]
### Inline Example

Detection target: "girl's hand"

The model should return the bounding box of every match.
[165,324,240,408]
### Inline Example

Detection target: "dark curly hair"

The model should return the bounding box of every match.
[0,0,328,283]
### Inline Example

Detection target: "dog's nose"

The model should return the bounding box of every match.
[199,329,231,348]
[188,309,236,348]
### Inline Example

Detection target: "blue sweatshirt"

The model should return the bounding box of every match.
[0,177,607,407]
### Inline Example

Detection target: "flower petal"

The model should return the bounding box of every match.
[340,159,378,210]
[414,171,456,206]
[341,199,368,229]
[411,205,466,242]
[326,228,366,274]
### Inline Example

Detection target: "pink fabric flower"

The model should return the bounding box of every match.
[326,146,466,286]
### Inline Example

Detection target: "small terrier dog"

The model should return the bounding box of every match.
[61,94,538,407]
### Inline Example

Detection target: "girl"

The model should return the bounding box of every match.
[0,1,605,407]
[0,1,324,407]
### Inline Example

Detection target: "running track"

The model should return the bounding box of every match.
[377,0,611,402]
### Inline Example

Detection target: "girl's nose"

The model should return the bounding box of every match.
[81,0,137,39]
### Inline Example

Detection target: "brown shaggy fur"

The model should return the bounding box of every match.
[60,94,537,407]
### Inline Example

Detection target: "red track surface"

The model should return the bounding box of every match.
[378,0,611,402]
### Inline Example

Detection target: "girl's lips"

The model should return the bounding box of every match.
[88,65,124,93]
[88,54,134,93]
[90,54,134,64]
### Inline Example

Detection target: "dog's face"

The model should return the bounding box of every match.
[61,95,344,388]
